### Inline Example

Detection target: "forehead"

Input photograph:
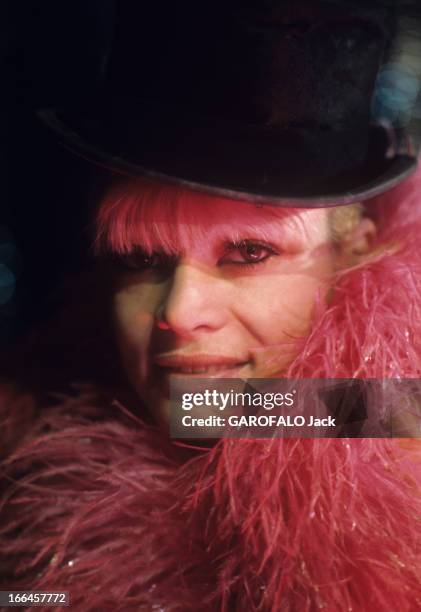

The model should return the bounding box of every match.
[94,180,329,254]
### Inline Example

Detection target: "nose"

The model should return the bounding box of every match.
[156,261,228,337]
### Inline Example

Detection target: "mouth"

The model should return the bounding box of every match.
[153,354,251,376]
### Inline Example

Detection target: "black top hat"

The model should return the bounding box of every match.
[38,0,421,207]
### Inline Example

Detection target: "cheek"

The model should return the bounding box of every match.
[238,276,325,335]
[235,253,333,341]
[112,282,161,359]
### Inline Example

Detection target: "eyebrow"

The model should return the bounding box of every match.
[204,215,307,246]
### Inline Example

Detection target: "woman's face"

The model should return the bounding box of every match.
[106,195,335,426]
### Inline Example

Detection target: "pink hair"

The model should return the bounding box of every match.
[94,179,306,257]
[93,173,419,256]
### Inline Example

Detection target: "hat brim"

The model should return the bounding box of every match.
[38,102,418,208]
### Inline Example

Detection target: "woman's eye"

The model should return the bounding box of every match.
[114,249,171,272]
[221,240,278,265]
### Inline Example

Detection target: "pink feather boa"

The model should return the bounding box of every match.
[1,175,421,611]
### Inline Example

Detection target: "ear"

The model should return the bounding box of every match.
[335,217,377,268]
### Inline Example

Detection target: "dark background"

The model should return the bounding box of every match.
[1,1,113,344]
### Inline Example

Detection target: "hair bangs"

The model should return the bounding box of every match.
[94,179,306,257]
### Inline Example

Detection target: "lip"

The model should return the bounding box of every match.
[153,353,250,375]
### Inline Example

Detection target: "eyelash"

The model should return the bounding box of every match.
[220,240,279,267]
[111,240,278,272]
[110,250,173,272]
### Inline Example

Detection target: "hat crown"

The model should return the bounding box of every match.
[106,2,389,132]
[35,0,421,205]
